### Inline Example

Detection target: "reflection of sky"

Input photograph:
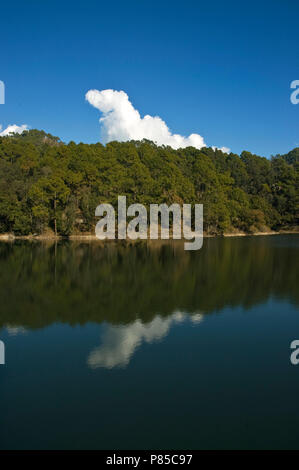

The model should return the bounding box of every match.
[5,325,27,336]
[87,311,203,369]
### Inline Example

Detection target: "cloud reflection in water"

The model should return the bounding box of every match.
[87,311,203,369]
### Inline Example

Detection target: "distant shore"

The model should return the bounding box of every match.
[0,229,298,242]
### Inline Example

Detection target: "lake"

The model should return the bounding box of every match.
[0,235,298,450]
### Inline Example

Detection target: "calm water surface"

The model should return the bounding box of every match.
[0,235,298,449]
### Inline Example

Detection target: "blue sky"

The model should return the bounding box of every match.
[0,0,298,157]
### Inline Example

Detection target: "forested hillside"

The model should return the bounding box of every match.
[0,130,298,236]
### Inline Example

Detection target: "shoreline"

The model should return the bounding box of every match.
[0,229,298,242]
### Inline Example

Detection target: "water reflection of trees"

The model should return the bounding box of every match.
[0,236,298,329]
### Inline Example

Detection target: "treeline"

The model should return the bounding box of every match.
[0,129,298,236]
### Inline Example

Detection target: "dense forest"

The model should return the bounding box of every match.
[0,129,298,236]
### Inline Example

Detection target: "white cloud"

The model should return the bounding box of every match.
[86,89,229,152]
[212,145,230,154]
[0,124,29,137]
